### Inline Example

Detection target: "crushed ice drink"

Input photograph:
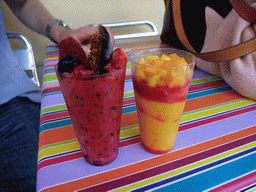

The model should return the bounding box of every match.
[56,65,126,165]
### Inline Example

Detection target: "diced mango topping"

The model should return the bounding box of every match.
[145,55,160,62]
[137,57,145,65]
[148,75,160,87]
[134,53,192,87]
[160,54,171,60]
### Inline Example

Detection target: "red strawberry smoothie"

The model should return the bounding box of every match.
[56,65,126,165]
[56,27,127,166]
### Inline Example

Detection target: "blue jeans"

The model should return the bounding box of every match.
[0,97,40,192]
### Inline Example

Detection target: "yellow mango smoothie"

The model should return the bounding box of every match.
[130,48,196,154]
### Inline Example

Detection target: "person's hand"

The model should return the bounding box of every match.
[59,25,115,55]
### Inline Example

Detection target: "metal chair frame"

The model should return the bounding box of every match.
[7,33,40,87]
[94,20,158,39]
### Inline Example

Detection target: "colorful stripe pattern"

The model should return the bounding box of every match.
[37,36,256,192]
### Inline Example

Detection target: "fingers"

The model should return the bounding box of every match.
[60,25,115,54]
[71,25,98,44]
[73,25,115,47]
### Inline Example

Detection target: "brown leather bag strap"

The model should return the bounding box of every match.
[172,0,256,62]
[230,0,256,24]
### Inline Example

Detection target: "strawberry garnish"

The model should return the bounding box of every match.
[72,65,93,79]
[111,48,128,69]
[59,37,87,64]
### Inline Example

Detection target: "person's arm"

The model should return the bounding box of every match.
[4,0,114,48]
[4,0,70,44]
[5,0,54,36]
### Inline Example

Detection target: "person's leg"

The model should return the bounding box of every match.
[0,97,40,192]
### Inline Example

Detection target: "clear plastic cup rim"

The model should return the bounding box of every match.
[127,47,197,69]
[55,63,126,79]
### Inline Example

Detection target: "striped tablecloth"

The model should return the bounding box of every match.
[37,36,256,192]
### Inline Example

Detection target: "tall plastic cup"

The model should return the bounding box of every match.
[129,48,196,154]
[56,65,126,165]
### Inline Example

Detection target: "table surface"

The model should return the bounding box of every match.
[37,35,256,192]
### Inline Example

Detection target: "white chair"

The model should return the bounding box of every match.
[7,33,40,87]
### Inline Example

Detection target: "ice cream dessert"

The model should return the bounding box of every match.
[56,25,128,165]
[131,51,194,154]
